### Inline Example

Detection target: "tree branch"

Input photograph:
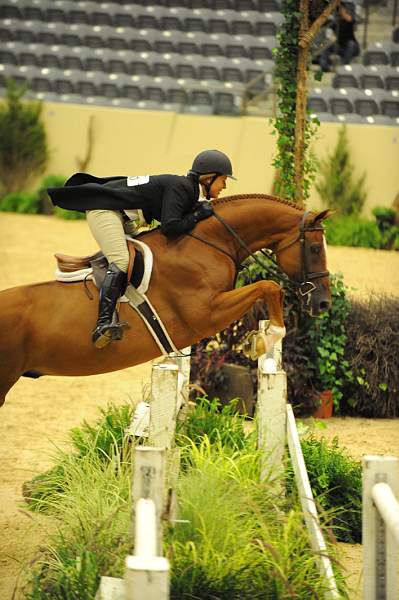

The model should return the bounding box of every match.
[298,0,341,48]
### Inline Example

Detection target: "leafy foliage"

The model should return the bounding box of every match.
[341,295,399,417]
[25,403,348,599]
[0,79,48,195]
[325,215,382,248]
[0,191,40,213]
[272,0,319,202]
[372,206,399,250]
[287,434,362,543]
[316,125,367,216]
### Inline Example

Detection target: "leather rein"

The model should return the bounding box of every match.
[187,210,329,303]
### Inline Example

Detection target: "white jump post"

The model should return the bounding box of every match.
[125,446,170,600]
[256,320,339,598]
[363,455,399,600]
[256,320,286,483]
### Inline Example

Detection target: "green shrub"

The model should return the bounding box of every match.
[341,295,399,417]
[25,404,348,599]
[287,434,362,543]
[37,174,67,215]
[0,191,40,213]
[372,206,399,250]
[316,125,367,216]
[325,215,382,248]
[54,205,86,220]
[0,79,48,195]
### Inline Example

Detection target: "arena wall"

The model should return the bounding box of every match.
[42,102,399,216]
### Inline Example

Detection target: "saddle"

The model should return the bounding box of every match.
[54,238,178,354]
[55,244,145,293]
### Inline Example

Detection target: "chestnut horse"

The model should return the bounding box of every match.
[0,194,332,405]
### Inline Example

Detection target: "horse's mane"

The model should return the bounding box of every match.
[212,193,302,211]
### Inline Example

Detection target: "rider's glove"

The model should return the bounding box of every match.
[193,201,214,223]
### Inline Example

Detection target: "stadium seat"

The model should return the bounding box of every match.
[127,59,152,76]
[221,66,244,82]
[93,11,114,26]
[385,68,399,91]
[0,49,17,65]
[231,20,254,36]
[198,65,221,81]
[84,56,106,72]
[330,89,355,115]
[380,91,399,118]
[19,51,40,67]
[360,71,385,90]
[214,91,241,115]
[41,53,61,70]
[307,87,333,114]
[122,84,143,102]
[184,17,207,33]
[208,19,230,34]
[332,73,359,88]
[69,10,90,25]
[210,0,233,9]
[175,63,198,80]
[45,8,66,22]
[234,0,257,10]
[185,89,214,112]
[0,4,22,19]
[391,49,399,67]
[363,42,393,66]
[165,85,188,105]
[353,89,381,116]
[22,6,44,21]
[258,0,282,10]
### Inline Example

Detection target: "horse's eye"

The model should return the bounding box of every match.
[310,244,321,255]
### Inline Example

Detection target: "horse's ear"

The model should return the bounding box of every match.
[310,209,334,224]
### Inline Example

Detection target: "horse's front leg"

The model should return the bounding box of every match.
[210,280,285,354]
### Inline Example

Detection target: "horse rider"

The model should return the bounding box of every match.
[48,149,236,349]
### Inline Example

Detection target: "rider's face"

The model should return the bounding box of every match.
[210,175,227,198]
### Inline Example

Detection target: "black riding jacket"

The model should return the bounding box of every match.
[48,172,201,237]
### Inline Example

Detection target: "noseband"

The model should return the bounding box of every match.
[275,211,329,307]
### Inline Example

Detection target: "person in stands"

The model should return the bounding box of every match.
[319,1,360,72]
[48,149,236,349]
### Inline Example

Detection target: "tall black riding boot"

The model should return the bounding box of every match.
[92,263,130,349]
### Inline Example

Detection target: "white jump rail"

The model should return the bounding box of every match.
[256,320,339,599]
[363,455,399,600]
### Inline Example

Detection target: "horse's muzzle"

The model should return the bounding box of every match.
[298,281,331,316]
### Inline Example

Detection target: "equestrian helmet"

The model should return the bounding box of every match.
[191,150,236,180]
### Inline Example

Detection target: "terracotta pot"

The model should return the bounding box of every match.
[313,390,334,419]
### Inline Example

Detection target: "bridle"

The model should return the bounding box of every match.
[275,211,329,308]
[188,210,329,308]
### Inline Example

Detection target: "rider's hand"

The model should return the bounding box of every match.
[193,201,214,222]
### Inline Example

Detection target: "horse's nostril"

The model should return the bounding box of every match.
[319,300,330,311]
